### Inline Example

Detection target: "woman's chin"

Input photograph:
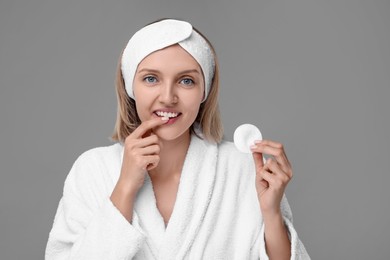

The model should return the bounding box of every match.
[152,127,190,142]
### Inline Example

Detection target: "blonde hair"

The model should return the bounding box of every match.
[110,20,223,144]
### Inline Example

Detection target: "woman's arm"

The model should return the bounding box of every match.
[263,211,291,259]
[45,152,146,260]
[109,117,169,223]
[254,194,310,260]
[110,178,138,223]
[251,140,310,259]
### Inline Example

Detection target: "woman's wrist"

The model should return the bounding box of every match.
[110,179,139,223]
[111,180,138,203]
[262,209,284,226]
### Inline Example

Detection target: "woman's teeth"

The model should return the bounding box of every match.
[155,111,179,118]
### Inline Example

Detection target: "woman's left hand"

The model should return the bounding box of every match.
[250,139,293,216]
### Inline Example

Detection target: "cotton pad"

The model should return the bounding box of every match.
[234,124,263,153]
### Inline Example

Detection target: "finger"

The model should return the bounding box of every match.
[258,165,277,185]
[250,143,291,173]
[251,143,285,160]
[252,152,264,172]
[133,134,160,149]
[139,144,161,156]
[143,155,160,170]
[266,158,292,180]
[255,139,283,149]
[256,174,269,191]
[132,117,169,139]
[261,162,289,192]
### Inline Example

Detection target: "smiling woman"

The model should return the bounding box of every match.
[112,21,223,146]
[45,18,310,259]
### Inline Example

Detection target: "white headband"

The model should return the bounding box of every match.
[121,19,215,102]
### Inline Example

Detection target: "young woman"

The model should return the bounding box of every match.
[46,19,310,259]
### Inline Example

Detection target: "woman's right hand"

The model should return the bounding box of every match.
[118,116,169,193]
[110,117,168,222]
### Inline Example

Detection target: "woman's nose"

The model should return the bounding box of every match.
[158,82,178,104]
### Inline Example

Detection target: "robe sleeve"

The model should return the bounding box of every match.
[256,194,311,260]
[45,151,146,260]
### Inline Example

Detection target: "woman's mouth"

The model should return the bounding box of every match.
[154,110,182,124]
[155,111,180,118]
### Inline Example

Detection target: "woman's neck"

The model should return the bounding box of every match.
[148,131,191,181]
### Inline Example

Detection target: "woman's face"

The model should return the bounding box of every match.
[133,44,205,141]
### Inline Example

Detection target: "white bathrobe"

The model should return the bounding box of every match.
[45,134,310,259]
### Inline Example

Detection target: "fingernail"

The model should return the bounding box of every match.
[250,145,257,149]
[161,117,169,121]
[254,140,262,144]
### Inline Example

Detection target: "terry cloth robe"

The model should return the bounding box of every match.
[45,134,310,260]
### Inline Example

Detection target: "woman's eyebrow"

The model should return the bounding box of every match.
[178,69,201,75]
[137,68,201,75]
[137,68,160,74]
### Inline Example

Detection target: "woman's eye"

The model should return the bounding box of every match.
[144,76,157,84]
[180,78,194,86]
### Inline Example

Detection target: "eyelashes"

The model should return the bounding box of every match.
[179,78,195,86]
[144,76,158,84]
[142,75,196,87]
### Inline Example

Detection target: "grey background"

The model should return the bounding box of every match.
[1,0,389,259]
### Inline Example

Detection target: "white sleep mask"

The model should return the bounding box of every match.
[121,19,215,102]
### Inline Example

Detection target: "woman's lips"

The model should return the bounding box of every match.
[154,110,180,118]
[153,112,181,125]
[165,115,180,124]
